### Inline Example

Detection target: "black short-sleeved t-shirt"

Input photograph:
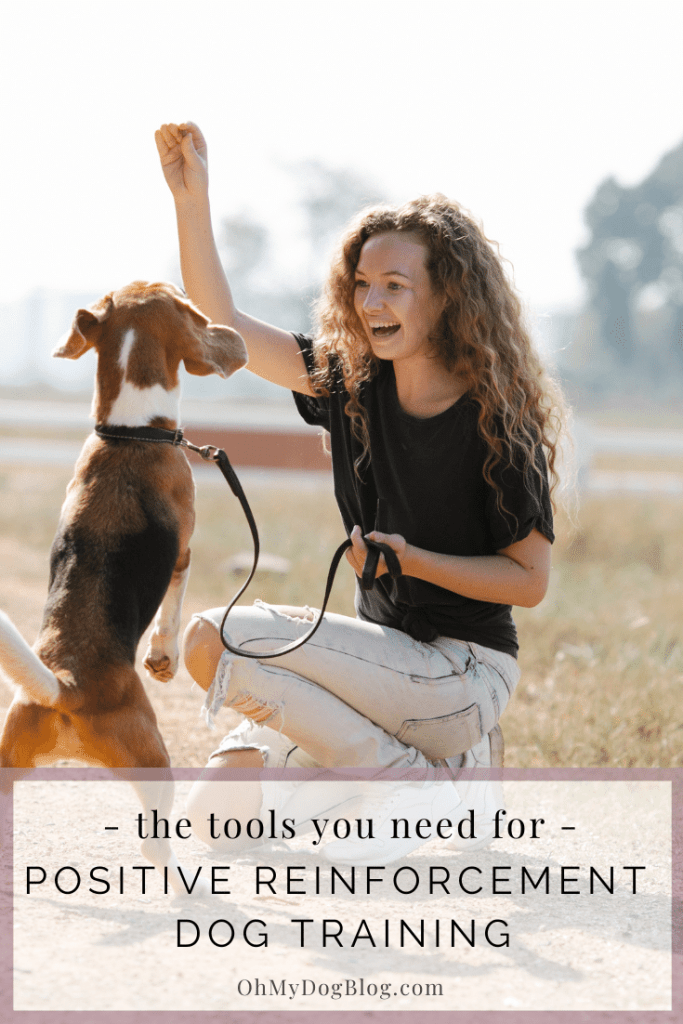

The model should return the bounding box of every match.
[292,334,554,658]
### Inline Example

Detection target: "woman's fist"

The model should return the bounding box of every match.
[345,525,406,581]
[155,122,208,201]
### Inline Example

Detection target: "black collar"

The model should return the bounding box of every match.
[95,424,184,446]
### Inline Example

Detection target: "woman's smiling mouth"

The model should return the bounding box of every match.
[370,322,400,338]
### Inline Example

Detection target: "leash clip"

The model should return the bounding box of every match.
[178,437,221,462]
[197,444,222,462]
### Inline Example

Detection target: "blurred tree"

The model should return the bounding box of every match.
[218,212,270,295]
[216,163,385,333]
[216,207,309,343]
[577,138,683,373]
[291,160,385,280]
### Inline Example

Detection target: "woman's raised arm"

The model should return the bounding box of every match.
[155,122,314,395]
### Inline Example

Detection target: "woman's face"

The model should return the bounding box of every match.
[353,231,444,364]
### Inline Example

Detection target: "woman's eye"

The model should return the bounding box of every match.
[355,280,369,289]
[388,282,403,291]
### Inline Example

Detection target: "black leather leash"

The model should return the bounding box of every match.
[94,424,402,659]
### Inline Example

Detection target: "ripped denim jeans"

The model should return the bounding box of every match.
[195,600,520,780]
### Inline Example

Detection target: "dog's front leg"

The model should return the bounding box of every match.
[144,549,191,682]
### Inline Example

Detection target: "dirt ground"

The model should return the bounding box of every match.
[0,538,675,1016]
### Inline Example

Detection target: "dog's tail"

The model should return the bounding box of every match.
[0,610,60,705]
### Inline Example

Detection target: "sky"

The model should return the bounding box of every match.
[2,0,683,316]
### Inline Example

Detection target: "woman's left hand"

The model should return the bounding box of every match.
[345,525,407,581]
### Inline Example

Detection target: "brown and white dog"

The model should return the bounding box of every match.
[0,280,247,893]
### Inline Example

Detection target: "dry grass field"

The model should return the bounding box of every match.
[0,457,681,768]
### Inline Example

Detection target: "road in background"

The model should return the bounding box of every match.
[1,399,682,493]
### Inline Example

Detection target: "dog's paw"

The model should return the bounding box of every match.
[144,648,178,683]
[188,875,211,898]
[166,867,212,899]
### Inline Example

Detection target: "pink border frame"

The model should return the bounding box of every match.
[1,765,680,1024]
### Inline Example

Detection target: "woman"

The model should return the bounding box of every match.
[155,122,564,865]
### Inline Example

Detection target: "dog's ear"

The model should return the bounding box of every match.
[174,295,248,378]
[183,323,249,377]
[53,295,114,359]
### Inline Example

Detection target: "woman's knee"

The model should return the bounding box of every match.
[182,616,225,691]
[207,749,265,770]
[186,748,265,851]
[270,605,315,622]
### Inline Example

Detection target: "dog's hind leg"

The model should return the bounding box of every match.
[144,548,191,683]
[0,702,64,870]
[73,706,210,897]
[0,700,63,769]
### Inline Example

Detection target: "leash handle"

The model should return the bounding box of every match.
[361,498,402,590]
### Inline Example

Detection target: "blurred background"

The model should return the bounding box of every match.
[1,0,682,766]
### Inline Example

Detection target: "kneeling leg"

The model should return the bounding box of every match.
[186,748,265,853]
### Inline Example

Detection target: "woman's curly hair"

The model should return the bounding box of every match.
[311,193,568,511]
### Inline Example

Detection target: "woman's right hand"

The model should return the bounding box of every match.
[155,120,313,393]
[155,122,208,202]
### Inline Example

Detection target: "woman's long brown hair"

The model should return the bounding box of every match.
[312,193,568,515]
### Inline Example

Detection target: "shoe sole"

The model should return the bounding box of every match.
[444,828,495,852]
[323,784,461,867]
[279,789,366,833]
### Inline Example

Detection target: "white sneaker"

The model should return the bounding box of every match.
[323,780,461,867]
[275,779,366,834]
[443,783,503,852]
[445,725,504,852]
